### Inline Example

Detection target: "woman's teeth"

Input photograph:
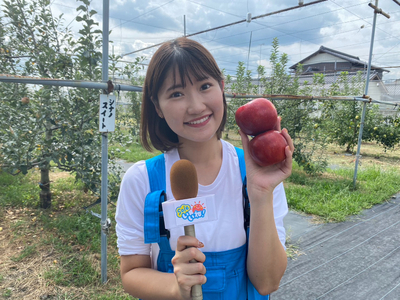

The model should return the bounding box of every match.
[188,115,209,125]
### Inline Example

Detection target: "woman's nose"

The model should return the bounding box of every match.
[186,94,206,115]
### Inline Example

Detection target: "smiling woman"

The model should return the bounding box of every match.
[140,37,227,152]
[155,68,225,145]
[116,36,293,300]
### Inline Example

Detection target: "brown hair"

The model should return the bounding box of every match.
[140,37,227,152]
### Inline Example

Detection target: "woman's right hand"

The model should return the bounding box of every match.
[171,236,207,300]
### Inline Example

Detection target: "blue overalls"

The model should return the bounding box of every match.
[144,147,270,300]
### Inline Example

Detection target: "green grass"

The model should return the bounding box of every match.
[2,288,12,298]
[285,163,400,222]
[109,142,160,162]
[44,254,99,287]
[40,212,102,252]
[0,170,39,207]
[11,244,38,262]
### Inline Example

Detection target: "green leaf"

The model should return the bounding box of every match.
[76,5,87,12]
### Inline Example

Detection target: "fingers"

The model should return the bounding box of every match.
[173,236,207,298]
[176,236,204,253]
[281,128,294,173]
[174,260,207,277]
[284,145,293,166]
[238,129,252,162]
[238,129,249,152]
[174,236,206,266]
[274,116,282,131]
[281,128,294,153]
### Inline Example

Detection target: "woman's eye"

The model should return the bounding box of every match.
[170,92,182,98]
[201,83,211,91]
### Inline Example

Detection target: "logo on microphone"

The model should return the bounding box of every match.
[176,201,206,222]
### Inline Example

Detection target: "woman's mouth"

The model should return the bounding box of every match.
[186,115,211,126]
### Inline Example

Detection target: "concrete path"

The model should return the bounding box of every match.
[117,160,400,299]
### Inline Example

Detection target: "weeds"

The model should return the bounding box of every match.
[285,163,400,222]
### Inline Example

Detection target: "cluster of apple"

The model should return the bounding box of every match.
[235,98,287,167]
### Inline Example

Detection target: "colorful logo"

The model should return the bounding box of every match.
[176,201,206,222]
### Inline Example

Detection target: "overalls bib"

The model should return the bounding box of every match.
[143,147,269,300]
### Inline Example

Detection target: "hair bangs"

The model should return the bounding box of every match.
[170,50,214,90]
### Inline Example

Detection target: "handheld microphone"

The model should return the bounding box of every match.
[170,159,203,300]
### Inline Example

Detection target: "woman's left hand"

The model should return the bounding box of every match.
[239,116,294,197]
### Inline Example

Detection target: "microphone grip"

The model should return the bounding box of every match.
[184,225,203,300]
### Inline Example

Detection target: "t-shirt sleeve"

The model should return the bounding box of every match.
[273,182,289,250]
[115,161,151,256]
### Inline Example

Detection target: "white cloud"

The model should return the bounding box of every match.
[44,0,400,81]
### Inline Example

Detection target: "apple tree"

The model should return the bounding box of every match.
[259,38,328,174]
[366,112,400,151]
[108,55,145,146]
[0,0,137,208]
[320,71,383,153]
[224,61,257,136]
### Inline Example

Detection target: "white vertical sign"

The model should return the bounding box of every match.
[99,94,116,132]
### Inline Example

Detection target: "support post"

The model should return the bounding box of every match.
[353,0,389,188]
[101,0,110,284]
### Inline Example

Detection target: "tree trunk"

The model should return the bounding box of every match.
[40,124,53,209]
[39,163,51,209]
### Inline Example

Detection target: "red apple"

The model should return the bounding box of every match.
[235,98,278,136]
[249,130,287,167]
[21,97,30,104]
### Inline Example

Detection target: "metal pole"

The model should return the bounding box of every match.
[247,31,252,71]
[0,75,142,91]
[101,0,109,284]
[353,0,378,188]
[184,15,186,36]
[1,75,397,107]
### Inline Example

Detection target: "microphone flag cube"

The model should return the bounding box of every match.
[162,195,217,230]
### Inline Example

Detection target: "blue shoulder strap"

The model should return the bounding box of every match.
[235,147,246,182]
[146,153,166,191]
[144,154,167,244]
[235,147,250,230]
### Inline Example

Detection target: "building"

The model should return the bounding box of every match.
[289,46,390,80]
[288,46,398,116]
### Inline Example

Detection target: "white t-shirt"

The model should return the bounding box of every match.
[115,140,288,268]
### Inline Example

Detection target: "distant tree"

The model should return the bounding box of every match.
[0,0,142,208]
[224,61,256,136]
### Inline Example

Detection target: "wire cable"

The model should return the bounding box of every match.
[110,0,175,31]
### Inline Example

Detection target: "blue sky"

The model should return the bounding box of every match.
[52,0,400,80]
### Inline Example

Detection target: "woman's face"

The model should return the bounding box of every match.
[156,69,225,145]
